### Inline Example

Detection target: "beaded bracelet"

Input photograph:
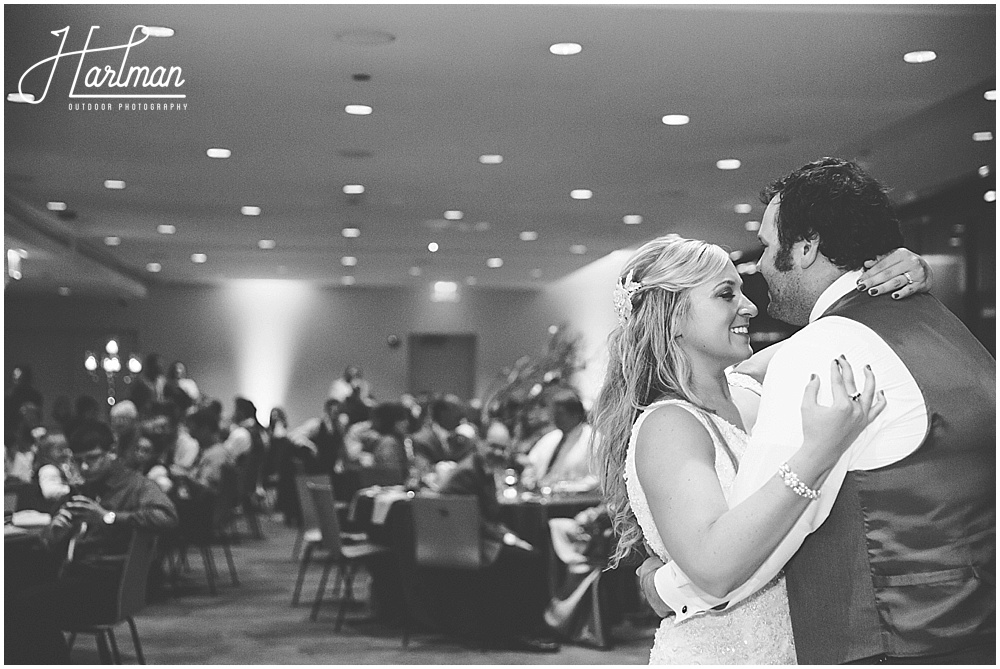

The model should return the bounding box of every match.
[776,463,820,500]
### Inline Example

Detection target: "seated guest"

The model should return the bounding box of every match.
[364,401,412,486]
[121,435,173,494]
[109,399,141,455]
[523,388,597,490]
[162,360,199,414]
[6,421,178,664]
[410,395,468,472]
[176,407,232,496]
[143,401,199,477]
[343,417,377,466]
[34,434,81,502]
[435,422,559,652]
[328,365,375,427]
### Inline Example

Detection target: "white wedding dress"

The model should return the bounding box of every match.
[625,392,797,664]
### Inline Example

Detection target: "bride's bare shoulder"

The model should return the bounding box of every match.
[634,403,714,470]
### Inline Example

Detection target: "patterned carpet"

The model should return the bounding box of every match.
[66,514,657,664]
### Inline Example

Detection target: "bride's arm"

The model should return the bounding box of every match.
[636,361,883,598]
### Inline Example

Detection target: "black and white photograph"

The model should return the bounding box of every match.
[4,3,995,665]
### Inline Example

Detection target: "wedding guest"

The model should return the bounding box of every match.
[523,387,596,490]
[329,365,375,426]
[128,352,166,415]
[163,360,199,414]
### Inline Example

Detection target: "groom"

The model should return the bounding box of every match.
[638,158,995,664]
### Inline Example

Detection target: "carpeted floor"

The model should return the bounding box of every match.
[66,514,658,664]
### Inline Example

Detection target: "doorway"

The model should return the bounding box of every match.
[407,334,476,399]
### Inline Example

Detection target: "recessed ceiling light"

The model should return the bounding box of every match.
[549,42,582,56]
[531,269,543,279]
[479,154,503,164]
[570,244,587,255]
[14,248,27,259]
[973,131,993,142]
[903,50,936,63]
[258,239,276,250]
[623,215,643,225]
[241,206,261,216]
[104,236,121,246]
[104,180,126,189]
[409,266,422,276]
[7,92,35,103]
[443,210,463,220]
[986,90,997,101]
[341,256,358,266]
[141,26,175,38]
[428,242,439,252]
[345,104,373,115]
[519,231,539,241]
[979,165,990,177]
[473,221,490,232]
[745,220,761,231]
[157,224,176,235]
[343,184,365,195]
[58,286,71,296]
[985,191,997,203]
[465,276,477,285]
[716,159,741,170]
[46,201,67,211]
[206,148,231,159]
[341,276,356,286]
[661,114,690,126]
[734,203,753,214]
[570,189,593,200]
[146,262,162,273]
[487,257,503,268]
[191,253,207,264]
[342,227,361,238]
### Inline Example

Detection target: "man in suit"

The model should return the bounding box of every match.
[639,158,994,664]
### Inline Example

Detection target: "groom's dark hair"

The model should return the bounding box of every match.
[760,157,903,272]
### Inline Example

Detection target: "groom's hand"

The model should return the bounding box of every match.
[637,556,673,617]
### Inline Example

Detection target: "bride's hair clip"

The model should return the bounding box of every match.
[613,270,643,326]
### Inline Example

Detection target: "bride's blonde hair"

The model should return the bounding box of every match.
[591,234,732,567]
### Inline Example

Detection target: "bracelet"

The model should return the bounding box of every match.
[776,463,820,500]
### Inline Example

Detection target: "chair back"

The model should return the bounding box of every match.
[307,483,343,555]
[294,474,329,532]
[4,491,18,516]
[116,530,159,619]
[214,463,241,527]
[411,493,481,569]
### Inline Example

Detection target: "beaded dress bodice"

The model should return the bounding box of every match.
[625,389,797,665]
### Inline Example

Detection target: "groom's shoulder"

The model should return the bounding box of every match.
[769,316,876,371]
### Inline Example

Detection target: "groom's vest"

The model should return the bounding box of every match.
[783,291,995,664]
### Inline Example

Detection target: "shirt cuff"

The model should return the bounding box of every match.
[653,561,728,623]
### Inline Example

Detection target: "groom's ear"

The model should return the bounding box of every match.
[797,234,822,269]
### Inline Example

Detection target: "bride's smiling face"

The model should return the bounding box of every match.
[676,262,758,367]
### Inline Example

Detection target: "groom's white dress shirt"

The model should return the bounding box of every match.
[653,270,929,621]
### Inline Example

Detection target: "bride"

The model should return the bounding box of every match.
[590,234,926,664]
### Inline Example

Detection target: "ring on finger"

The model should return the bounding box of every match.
[850,392,862,402]
[903,271,914,285]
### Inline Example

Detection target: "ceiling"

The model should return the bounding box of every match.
[4,4,996,298]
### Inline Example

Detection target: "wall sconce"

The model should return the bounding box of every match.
[84,337,142,406]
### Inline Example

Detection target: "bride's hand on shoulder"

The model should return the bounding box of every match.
[857,248,932,299]
[800,356,886,467]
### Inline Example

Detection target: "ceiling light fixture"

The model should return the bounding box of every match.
[443,210,463,220]
[745,220,761,231]
[345,104,373,115]
[157,224,176,235]
[191,253,207,264]
[549,43,582,56]
[519,231,539,241]
[146,262,162,273]
[104,236,121,246]
[427,242,439,252]
[7,92,35,103]
[479,154,503,164]
[206,148,231,158]
[979,165,990,177]
[58,286,71,296]
[570,244,587,255]
[473,221,490,232]
[985,191,997,203]
[531,269,543,279]
[487,257,503,268]
[46,201,67,211]
[734,203,753,214]
[104,180,126,189]
[343,184,365,194]
[623,215,643,225]
[409,266,422,276]
[903,50,936,63]
[241,206,261,216]
[716,159,741,170]
[986,90,997,101]
[341,276,356,286]
[465,276,478,285]
[342,227,361,238]
[258,239,276,250]
[341,256,358,266]
[141,26,175,38]
[570,189,593,200]
[661,114,690,126]
[973,131,993,142]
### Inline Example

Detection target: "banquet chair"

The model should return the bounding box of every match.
[307,483,390,630]
[64,530,158,664]
[171,467,240,595]
[290,473,332,604]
